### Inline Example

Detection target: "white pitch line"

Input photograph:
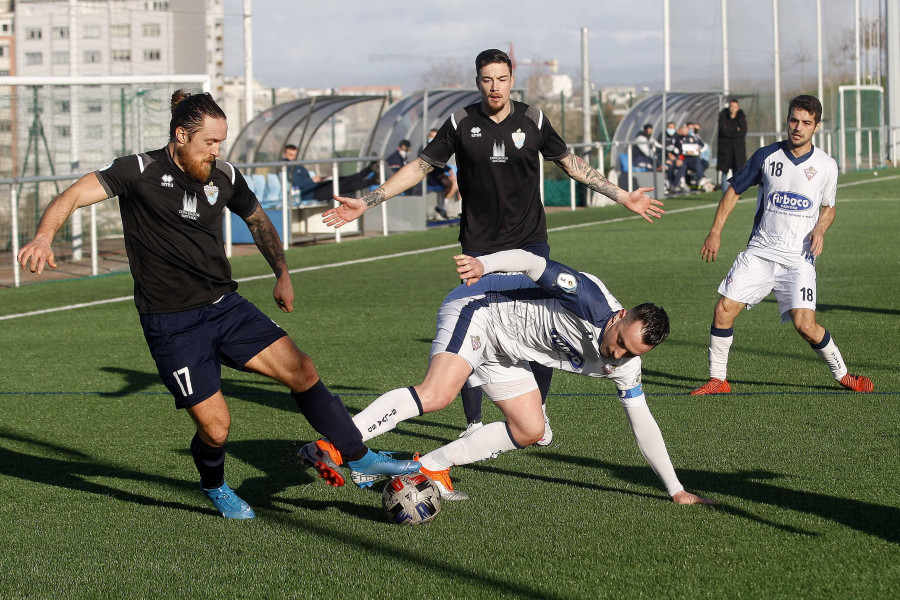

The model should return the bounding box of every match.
[2,176,891,321]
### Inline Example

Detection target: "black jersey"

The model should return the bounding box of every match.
[94,147,258,314]
[421,100,569,253]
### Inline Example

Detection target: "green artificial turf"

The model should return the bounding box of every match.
[0,170,897,599]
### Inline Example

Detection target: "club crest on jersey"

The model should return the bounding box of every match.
[203,183,219,205]
[511,128,525,149]
[804,166,817,180]
[550,328,584,370]
[179,192,199,220]
[161,174,174,188]
[769,191,812,212]
[490,140,508,163]
[470,126,482,138]
[470,335,482,351]
[556,272,577,292]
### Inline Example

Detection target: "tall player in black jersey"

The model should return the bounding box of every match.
[323,49,664,446]
[18,91,419,519]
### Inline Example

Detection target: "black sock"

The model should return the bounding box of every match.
[460,383,483,423]
[292,380,366,460]
[531,361,553,404]
[190,433,226,490]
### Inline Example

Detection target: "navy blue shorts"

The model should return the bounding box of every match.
[140,293,287,409]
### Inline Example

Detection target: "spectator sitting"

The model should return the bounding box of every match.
[678,124,705,187]
[386,139,412,176]
[689,122,711,174]
[664,121,688,194]
[282,144,325,201]
[632,123,663,171]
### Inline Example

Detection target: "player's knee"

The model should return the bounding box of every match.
[416,385,455,413]
[199,422,230,447]
[288,354,320,391]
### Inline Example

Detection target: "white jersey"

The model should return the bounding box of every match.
[730,141,837,266]
[436,264,642,394]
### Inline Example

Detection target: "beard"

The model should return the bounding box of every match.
[175,144,213,182]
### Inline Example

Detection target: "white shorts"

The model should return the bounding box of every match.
[718,251,817,322]
[431,292,539,402]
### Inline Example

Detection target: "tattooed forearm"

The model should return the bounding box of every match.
[418,159,435,175]
[246,205,286,279]
[555,152,622,202]
[364,186,388,209]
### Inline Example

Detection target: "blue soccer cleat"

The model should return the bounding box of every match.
[202,482,256,519]
[348,450,421,489]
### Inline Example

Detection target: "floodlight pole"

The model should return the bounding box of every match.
[721,0,729,95]
[773,0,782,134]
[243,0,254,128]
[581,28,592,150]
[69,0,82,261]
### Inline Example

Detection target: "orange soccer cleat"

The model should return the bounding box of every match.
[298,439,345,487]
[414,453,469,501]
[689,378,732,396]
[839,373,874,393]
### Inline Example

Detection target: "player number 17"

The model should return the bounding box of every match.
[173,366,193,397]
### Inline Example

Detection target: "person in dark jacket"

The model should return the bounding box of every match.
[716,98,747,190]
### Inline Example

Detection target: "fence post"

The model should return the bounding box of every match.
[280,164,289,249]
[11,184,19,288]
[332,160,341,243]
[379,159,388,237]
[90,204,98,276]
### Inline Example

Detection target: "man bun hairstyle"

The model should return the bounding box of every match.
[475,48,513,75]
[169,89,226,141]
[788,94,823,124]
[629,303,670,347]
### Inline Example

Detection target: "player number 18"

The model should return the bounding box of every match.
[800,287,814,302]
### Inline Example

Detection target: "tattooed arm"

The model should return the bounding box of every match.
[554,152,665,223]
[244,204,294,312]
[322,158,434,228]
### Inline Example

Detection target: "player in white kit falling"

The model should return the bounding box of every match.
[333,249,715,505]
[691,95,872,395]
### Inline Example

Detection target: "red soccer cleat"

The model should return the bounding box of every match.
[839,373,874,393]
[689,378,732,396]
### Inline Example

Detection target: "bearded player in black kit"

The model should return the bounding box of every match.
[323,49,664,448]
[18,90,419,519]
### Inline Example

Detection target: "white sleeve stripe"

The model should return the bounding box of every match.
[136,154,145,173]
[450,112,458,130]
[224,161,236,185]
[537,109,544,129]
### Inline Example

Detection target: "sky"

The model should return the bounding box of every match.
[222,0,876,95]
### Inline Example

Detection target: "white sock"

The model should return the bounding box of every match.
[352,387,422,443]
[811,331,848,380]
[419,422,518,471]
[709,327,734,380]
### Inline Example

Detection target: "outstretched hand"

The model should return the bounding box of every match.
[621,187,665,223]
[671,490,718,506]
[322,195,366,228]
[454,254,484,286]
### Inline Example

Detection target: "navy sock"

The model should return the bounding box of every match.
[531,361,553,405]
[292,380,366,460]
[190,433,226,490]
[460,383,483,423]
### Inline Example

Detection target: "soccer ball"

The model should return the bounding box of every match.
[382,473,442,525]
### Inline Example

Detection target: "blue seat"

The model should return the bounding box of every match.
[227,209,284,244]
[250,174,267,199]
[263,173,283,207]
[619,152,650,173]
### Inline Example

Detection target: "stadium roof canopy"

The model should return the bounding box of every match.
[227,89,480,164]
[365,89,480,157]
[613,91,728,145]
